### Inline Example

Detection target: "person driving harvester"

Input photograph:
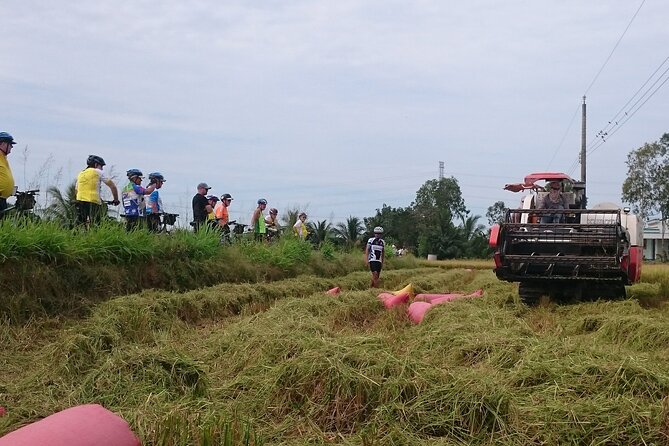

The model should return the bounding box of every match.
[539,180,568,223]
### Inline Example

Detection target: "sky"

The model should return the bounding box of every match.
[2,0,668,226]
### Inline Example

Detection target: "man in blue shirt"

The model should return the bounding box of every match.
[121,169,155,231]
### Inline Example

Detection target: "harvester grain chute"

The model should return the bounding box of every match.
[489,172,642,304]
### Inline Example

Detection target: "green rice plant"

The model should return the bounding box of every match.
[136,411,263,446]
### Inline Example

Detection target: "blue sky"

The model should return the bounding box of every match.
[2,0,668,225]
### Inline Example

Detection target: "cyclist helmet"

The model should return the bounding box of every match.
[86,155,106,167]
[0,132,16,145]
[373,226,384,234]
[258,198,268,205]
[148,172,165,182]
[221,193,233,201]
[126,168,143,179]
[269,208,278,215]
[206,195,219,203]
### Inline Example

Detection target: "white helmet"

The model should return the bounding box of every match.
[373,226,384,234]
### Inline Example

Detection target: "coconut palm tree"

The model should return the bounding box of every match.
[307,219,333,246]
[44,181,78,227]
[334,216,364,248]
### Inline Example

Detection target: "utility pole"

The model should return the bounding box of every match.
[580,96,587,184]
[439,161,444,180]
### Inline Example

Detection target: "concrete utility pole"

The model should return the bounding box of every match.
[439,161,444,180]
[580,96,587,184]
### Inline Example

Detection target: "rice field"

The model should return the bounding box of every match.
[2,259,669,445]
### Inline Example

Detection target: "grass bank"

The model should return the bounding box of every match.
[0,220,418,321]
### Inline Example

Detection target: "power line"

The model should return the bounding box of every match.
[588,56,669,148]
[546,103,581,170]
[583,0,646,96]
[588,59,669,155]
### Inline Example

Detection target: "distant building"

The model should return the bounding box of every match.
[642,219,669,260]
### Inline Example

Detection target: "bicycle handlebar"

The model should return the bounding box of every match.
[15,189,39,195]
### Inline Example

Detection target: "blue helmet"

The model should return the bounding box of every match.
[86,155,106,167]
[126,168,143,179]
[148,172,165,182]
[0,132,16,145]
[257,198,267,205]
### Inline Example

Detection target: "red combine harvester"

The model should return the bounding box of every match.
[489,172,643,304]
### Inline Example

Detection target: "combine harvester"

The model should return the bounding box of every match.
[489,172,643,305]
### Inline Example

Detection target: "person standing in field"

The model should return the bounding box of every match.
[251,198,268,242]
[0,132,16,215]
[121,169,156,231]
[265,208,280,240]
[145,172,165,232]
[293,212,308,239]
[192,182,213,232]
[215,193,233,229]
[365,226,385,288]
[206,195,219,229]
[75,155,120,227]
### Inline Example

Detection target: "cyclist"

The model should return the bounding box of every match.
[215,193,233,229]
[293,212,308,239]
[121,169,156,231]
[265,208,280,240]
[75,155,120,227]
[0,132,16,215]
[192,182,213,232]
[251,198,268,242]
[146,172,166,232]
[206,195,219,228]
[365,226,385,288]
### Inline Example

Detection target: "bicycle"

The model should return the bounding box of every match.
[120,212,178,233]
[0,189,41,222]
[158,212,179,234]
[220,220,249,245]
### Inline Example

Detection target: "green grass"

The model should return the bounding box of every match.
[3,264,669,444]
[0,223,420,320]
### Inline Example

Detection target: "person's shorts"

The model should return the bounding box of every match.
[369,261,383,273]
[76,201,102,226]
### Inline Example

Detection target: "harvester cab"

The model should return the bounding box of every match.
[489,172,642,305]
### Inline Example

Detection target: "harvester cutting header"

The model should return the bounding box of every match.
[489,172,642,304]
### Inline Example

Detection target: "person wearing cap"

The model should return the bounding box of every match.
[539,180,568,223]
[0,131,16,215]
[251,198,268,241]
[365,226,386,288]
[75,155,120,227]
[215,193,233,229]
[293,212,308,239]
[192,182,213,231]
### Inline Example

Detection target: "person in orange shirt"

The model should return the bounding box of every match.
[215,193,233,229]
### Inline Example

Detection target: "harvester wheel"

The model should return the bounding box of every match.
[518,283,545,306]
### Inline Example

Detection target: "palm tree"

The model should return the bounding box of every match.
[334,216,364,248]
[44,181,78,226]
[282,208,300,229]
[307,219,334,246]
[458,214,488,258]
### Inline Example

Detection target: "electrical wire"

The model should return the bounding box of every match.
[583,0,646,96]
[588,61,669,155]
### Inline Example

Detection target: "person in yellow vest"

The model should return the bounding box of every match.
[75,155,120,227]
[0,132,16,216]
[293,212,308,239]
